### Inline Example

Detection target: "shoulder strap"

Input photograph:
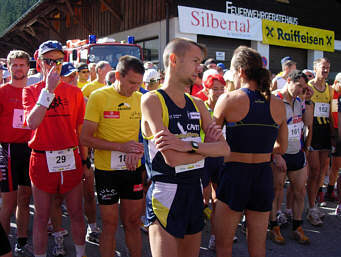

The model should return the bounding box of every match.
[154,90,169,128]
[185,93,202,128]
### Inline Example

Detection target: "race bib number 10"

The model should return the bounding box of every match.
[314,102,330,118]
[46,149,76,172]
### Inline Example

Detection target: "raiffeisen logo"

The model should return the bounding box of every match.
[262,20,334,52]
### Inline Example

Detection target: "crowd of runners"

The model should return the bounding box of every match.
[0,37,340,257]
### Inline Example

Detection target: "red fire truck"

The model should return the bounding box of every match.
[63,36,143,68]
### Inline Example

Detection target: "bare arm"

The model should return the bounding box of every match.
[272,97,288,154]
[142,93,211,167]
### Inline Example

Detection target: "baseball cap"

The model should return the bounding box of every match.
[61,62,77,77]
[217,63,226,70]
[38,40,64,57]
[143,69,160,83]
[202,69,219,85]
[76,63,89,71]
[280,56,292,65]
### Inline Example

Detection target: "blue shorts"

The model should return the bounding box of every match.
[145,179,204,238]
[282,151,306,171]
[217,162,274,212]
[201,156,224,188]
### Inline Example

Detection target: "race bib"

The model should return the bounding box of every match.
[46,149,76,172]
[110,151,127,170]
[288,122,303,140]
[314,102,330,118]
[175,137,204,173]
[12,109,28,129]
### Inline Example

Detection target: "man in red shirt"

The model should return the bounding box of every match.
[0,50,33,255]
[23,40,86,257]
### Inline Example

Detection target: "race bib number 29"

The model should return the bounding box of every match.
[46,149,76,172]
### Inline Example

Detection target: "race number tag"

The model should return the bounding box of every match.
[12,109,27,129]
[314,102,330,118]
[110,151,127,170]
[288,122,303,140]
[46,149,76,172]
[175,137,204,174]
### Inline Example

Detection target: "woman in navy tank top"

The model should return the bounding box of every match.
[213,46,288,257]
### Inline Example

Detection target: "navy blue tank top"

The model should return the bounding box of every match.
[144,89,203,184]
[225,88,279,153]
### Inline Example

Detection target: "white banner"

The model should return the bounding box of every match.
[178,6,262,41]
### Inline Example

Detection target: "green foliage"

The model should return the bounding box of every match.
[0,0,38,35]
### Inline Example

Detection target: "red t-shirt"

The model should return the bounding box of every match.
[194,90,208,101]
[23,81,85,150]
[0,83,32,143]
[332,89,340,129]
[191,84,203,96]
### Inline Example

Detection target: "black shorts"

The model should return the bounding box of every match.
[282,151,306,172]
[201,156,224,188]
[95,166,144,205]
[311,123,331,151]
[0,223,11,255]
[145,179,204,238]
[217,162,274,212]
[0,143,31,192]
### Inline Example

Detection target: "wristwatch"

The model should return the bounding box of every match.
[188,141,199,153]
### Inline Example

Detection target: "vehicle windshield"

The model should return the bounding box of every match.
[88,45,141,68]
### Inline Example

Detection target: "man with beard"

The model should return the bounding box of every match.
[0,50,33,255]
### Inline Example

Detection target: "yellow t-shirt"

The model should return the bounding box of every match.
[77,80,88,89]
[81,81,105,98]
[309,81,331,125]
[85,86,142,170]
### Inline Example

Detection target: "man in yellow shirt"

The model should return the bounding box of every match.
[80,55,145,257]
[81,61,112,98]
[76,63,90,89]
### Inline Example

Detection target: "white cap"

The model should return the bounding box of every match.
[143,69,160,83]
[2,70,10,79]
[223,70,233,82]
[202,69,219,85]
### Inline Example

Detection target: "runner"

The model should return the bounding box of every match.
[269,70,313,245]
[142,38,229,257]
[306,57,332,226]
[82,61,112,98]
[23,40,86,257]
[0,50,33,256]
[214,46,287,257]
[80,55,145,257]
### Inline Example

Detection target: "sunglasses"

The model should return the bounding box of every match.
[80,70,90,74]
[42,58,64,66]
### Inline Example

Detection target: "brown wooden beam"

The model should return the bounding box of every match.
[0,40,32,52]
[40,16,65,42]
[64,0,74,16]
[99,0,123,22]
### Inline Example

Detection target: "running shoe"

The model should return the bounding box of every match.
[14,242,34,256]
[293,226,310,244]
[276,210,288,227]
[335,205,341,218]
[306,208,323,226]
[269,226,285,245]
[316,191,327,207]
[86,226,101,244]
[52,233,66,256]
[208,235,215,250]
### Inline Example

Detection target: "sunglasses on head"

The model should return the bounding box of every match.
[42,58,64,66]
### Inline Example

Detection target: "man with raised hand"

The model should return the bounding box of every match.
[23,40,86,257]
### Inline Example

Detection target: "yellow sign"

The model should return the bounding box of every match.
[262,20,334,52]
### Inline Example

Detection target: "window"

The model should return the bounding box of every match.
[136,37,159,64]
